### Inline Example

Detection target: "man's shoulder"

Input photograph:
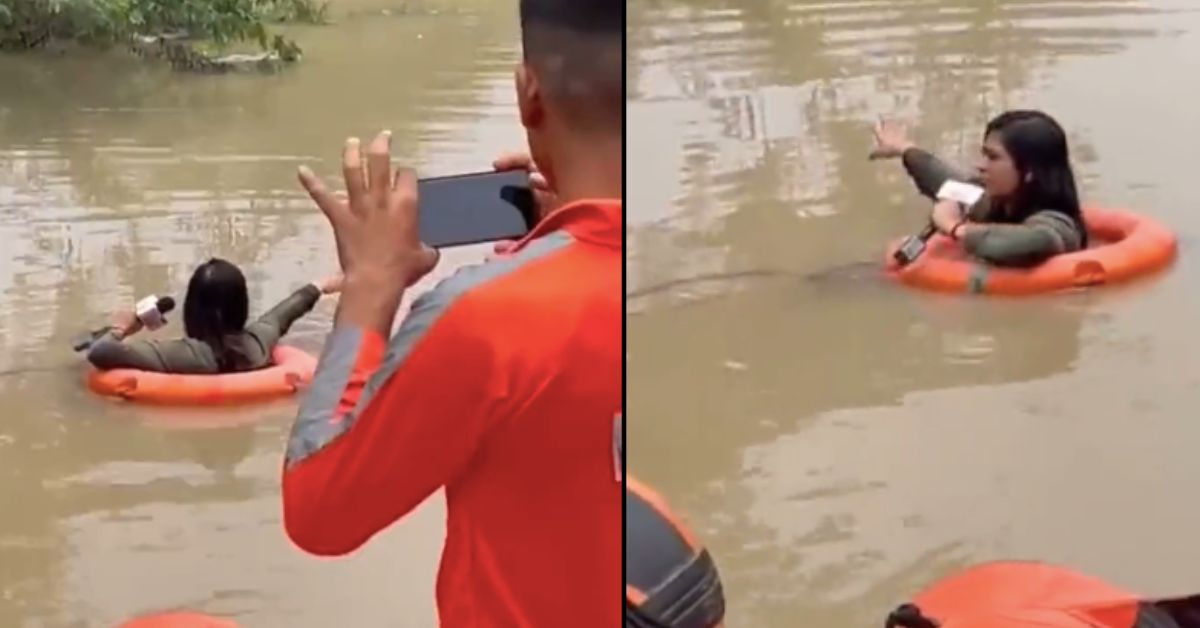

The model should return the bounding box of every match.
[421,231,578,311]
[396,232,577,342]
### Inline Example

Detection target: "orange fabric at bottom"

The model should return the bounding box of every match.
[885,207,1177,295]
[914,562,1140,628]
[115,612,239,628]
[88,345,316,405]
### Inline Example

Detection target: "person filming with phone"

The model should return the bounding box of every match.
[872,109,1088,268]
[278,0,622,626]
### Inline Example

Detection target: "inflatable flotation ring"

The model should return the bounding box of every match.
[87,345,316,405]
[885,207,1177,295]
[625,475,725,628]
[885,561,1200,628]
[116,612,239,628]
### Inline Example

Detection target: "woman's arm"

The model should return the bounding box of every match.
[902,148,982,202]
[87,332,169,371]
[934,203,1083,268]
[871,119,981,201]
[956,223,1065,268]
[242,283,324,358]
[87,333,216,373]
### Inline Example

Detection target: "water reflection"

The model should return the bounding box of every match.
[630,278,1092,472]
[630,280,1096,625]
[627,0,1163,292]
[0,0,525,624]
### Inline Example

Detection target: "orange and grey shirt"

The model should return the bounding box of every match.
[281,199,623,628]
[888,561,1200,628]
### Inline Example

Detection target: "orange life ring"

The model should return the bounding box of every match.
[115,612,239,628]
[885,207,1177,295]
[87,345,316,405]
[884,560,1200,628]
[907,561,1137,627]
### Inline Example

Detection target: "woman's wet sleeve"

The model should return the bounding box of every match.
[902,148,980,200]
[244,284,321,357]
[961,211,1082,268]
[86,333,174,372]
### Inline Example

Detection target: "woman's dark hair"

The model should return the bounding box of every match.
[984,110,1087,246]
[183,258,249,371]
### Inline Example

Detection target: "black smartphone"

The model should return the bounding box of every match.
[418,170,538,248]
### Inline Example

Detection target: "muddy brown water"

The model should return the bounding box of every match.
[628,1,1200,626]
[0,1,531,625]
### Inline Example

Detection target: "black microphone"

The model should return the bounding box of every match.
[890,178,984,268]
[72,295,176,352]
[892,222,938,267]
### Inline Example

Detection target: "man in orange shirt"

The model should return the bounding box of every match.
[281,0,622,626]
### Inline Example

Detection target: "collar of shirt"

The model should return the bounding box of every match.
[517,198,622,250]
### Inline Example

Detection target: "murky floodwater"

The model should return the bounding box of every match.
[628,1,1200,626]
[0,2,529,625]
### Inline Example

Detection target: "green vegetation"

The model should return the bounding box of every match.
[0,0,328,71]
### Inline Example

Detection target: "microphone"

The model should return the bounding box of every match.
[894,179,985,267]
[892,222,938,267]
[71,295,176,352]
[134,295,176,332]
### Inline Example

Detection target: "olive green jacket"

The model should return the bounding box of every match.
[87,284,321,374]
[902,148,1085,267]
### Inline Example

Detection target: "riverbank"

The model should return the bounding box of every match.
[0,0,325,72]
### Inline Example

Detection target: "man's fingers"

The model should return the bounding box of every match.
[367,130,392,208]
[533,190,557,214]
[422,244,440,269]
[342,137,366,212]
[390,166,419,217]
[405,244,441,286]
[485,239,517,262]
[493,151,534,172]
[529,171,549,191]
[420,244,441,278]
[393,165,417,195]
[298,165,343,223]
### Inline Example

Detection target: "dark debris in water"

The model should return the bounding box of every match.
[803,261,888,287]
[626,269,788,300]
[626,260,887,302]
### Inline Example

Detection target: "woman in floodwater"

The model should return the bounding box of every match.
[87,258,341,374]
[871,109,1088,268]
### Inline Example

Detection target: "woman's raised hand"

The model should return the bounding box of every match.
[869,118,916,160]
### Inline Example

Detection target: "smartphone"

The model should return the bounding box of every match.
[418,170,538,248]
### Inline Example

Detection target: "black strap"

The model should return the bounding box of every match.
[886,604,940,628]
[1145,596,1200,628]
[626,599,671,628]
[631,549,724,627]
